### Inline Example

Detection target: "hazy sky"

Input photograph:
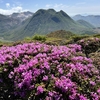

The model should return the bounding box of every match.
[0,0,100,16]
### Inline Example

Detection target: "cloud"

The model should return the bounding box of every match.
[12,6,22,12]
[0,1,28,15]
[6,3,10,8]
[0,6,28,15]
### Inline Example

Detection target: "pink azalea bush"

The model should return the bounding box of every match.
[0,42,100,100]
[78,37,100,56]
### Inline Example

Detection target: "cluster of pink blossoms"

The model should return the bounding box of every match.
[0,42,100,100]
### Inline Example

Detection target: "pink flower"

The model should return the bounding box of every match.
[42,75,48,81]
[90,81,96,86]
[37,86,44,94]
[97,88,100,94]
[58,68,63,74]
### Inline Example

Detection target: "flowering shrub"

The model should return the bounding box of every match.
[0,42,100,100]
[89,51,100,73]
[78,37,100,57]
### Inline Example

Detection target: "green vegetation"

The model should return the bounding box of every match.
[32,35,46,42]
[93,33,100,38]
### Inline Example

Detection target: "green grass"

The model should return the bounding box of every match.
[93,33,100,38]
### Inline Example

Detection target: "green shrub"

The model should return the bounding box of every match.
[32,35,46,42]
[24,37,31,41]
[93,34,100,38]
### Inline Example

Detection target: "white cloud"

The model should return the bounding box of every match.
[12,6,22,12]
[0,0,27,15]
[0,6,28,15]
[6,3,10,8]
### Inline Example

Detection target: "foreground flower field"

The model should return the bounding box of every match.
[0,42,100,100]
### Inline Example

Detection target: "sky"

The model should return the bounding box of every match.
[0,0,100,16]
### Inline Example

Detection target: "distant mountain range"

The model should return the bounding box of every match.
[0,14,20,33]
[0,11,33,34]
[72,14,100,27]
[0,9,98,41]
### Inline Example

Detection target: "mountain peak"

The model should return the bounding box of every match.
[36,9,56,14]
[59,10,70,18]
[36,9,46,13]
[47,9,56,12]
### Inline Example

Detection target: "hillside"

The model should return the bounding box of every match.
[0,9,94,41]
[77,20,95,28]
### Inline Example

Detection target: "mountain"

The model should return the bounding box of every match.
[0,9,95,41]
[0,14,20,33]
[77,20,95,28]
[8,11,33,22]
[20,9,82,34]
[0,11,33,34]
[72,14,100,27]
